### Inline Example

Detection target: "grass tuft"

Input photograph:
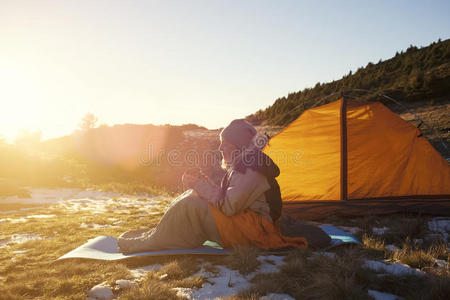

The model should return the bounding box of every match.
[362,234,385,251]
[118,277,178,300]
[387,238,448,270]
[157,257,201,280]
[224,246,261,275]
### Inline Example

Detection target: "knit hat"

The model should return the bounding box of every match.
[220,119,257,149]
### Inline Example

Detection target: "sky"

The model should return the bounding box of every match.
[0,0,449,141]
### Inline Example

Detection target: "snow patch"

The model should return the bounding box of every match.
[130,264,163,279]
[59,195,165,214]
[372,227,389,235]
[148,211,163,215]
[363,260,424,277]
[428,218,450,242]
[80,223,115,229]
[188,265,252,299]
[0,214,56,223]
[313,251,336,259]
[0,234,46,248]
[1,187,168,214]
[177,256,286,299]
[0,217,28,223]
[368,289,399,300]
[253,255,285,275]
[27,214,56,219]
[0,207,47,215]
[1,188,116,204]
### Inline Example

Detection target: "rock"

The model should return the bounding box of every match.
[115,279,137,289]
[385,244,400,252]
[87,283,114,300]
[172,287,194,299]
[261,293,296,300]
[368,289,399,300]
[363,260,424,277]
[412,238,423,245]
[433,258,448,269]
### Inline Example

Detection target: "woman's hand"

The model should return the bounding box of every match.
[117,237,131,254]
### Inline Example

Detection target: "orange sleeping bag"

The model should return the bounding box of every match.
[209,205,307,250]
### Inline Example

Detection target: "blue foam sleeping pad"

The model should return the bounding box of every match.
[57,225,360,261]
[319,225,361,249]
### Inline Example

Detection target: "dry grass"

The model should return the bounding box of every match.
[116,256,206,298]
[118,277,178,300]
[238,246,450,300]
[386,238,449,272]
[0,257,132,299]
[157,257,202,280]
[223,246,261,275]
[366,271,450,300]
[387,238,434,268]
[0,192,173,299]
[381,215,427,244]
[362,233,385,260]
[238,248,371,300]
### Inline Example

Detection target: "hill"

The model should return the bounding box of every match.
[247,39,450,126]
[0,123,224,196]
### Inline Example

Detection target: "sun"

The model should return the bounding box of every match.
[0,57,81,142]
[0,62,47,142]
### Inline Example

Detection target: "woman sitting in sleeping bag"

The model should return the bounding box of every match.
[118,119,327,254]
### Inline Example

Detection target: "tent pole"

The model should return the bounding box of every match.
[340,94,348,201]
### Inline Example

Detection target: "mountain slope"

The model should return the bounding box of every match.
[247,39,450,127]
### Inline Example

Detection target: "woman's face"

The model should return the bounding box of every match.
[219,138,238,163]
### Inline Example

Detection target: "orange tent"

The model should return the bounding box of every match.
[264,98,450,220]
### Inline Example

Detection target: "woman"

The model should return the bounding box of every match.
[118,119,310,254]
